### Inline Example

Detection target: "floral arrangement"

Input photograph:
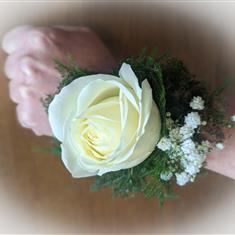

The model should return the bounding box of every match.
[43,51,234,205]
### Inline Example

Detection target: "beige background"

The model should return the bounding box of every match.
[0,1,235,234]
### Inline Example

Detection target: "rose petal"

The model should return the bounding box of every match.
[98,102,161,175]
[115,93,139,156]
[125,102,161,166]
[102,79,153,165]
[119,63,142,100]
[138,79,153,136]
[48,74,117,141]
[76,79,119,116]
[61,142,97,178]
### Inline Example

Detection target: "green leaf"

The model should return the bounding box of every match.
[33,138,61,156]
[43,56,94,112]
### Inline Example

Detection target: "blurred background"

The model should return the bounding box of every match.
[0,1,235,233]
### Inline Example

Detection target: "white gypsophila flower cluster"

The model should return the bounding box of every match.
[216,142,224,150]
[157,137,172,151]
[169,128,180,141]
[197,140,211,154]
[181,139,196,155]
[158,96,216,186]
[190,96,205,110]
[231,115,235,122]
[184,112,201,129]
[179,125,194,140]
[166,116,174,129]
[160,171,173,181]
[175,172,189,186]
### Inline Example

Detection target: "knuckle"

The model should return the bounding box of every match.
[16,91,39,127]
[4,55,15,79]
[16,104,32,128]
[9,81,22,103]
[29,29,53,49]
[18,86,31,100]
[20,56,35,77]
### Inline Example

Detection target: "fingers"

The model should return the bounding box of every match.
[6,52,60,136]
[16,92,53,136]
[5,53,61,136]
[18,54,61,87]
[3,25,116,137]
[6,53,61,97]
[3,26,62,137]
[9,80,26,103]
[4,52,26,82]
[2,25,34,54]
[9,82,53,136]
[2,25,59,55]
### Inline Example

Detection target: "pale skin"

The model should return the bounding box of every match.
[2,25,235,179]
[2,25,116,136]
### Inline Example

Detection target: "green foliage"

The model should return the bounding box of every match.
[156,55,234,144]
[33,138,61,156]
[91,149,177,207]
[42,56,94,112]
[53,56,93,91]
[159,56,209,124]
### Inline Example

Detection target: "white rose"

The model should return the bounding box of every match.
[48,63,161,178]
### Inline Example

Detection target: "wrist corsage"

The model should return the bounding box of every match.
[43,51,234,205]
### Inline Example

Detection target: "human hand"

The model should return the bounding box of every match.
[2,25,116,136]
